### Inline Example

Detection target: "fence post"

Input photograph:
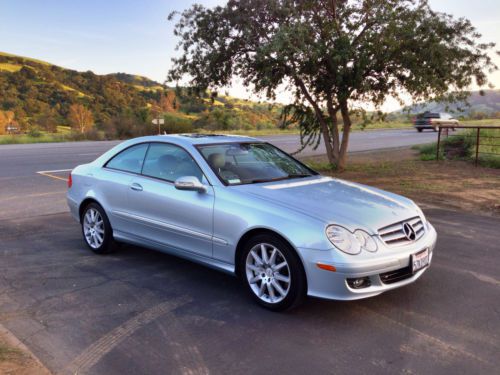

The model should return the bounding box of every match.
[436,127,441,161]
[475,128,480,166]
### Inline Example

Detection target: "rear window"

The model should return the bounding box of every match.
[105,143,149,174]
[423,113,440,119]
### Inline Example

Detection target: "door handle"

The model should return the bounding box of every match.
[130,183,143,191]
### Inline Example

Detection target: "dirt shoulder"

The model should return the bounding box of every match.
[0,324,51,375]
[302,147,500,217]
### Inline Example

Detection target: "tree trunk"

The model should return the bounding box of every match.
[338,100,352,171]
[319,120,336,165]
[325,96,341,166]
[293,77,336,165]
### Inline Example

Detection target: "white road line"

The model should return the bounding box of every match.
[36,168,73,174]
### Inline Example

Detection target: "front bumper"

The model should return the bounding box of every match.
[297,223,437,301]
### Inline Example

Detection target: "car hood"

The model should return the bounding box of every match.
[235,176,419,232]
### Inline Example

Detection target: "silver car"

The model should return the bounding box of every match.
[67,134,437,311]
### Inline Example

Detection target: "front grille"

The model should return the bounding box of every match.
[378,216,425,247]
[380,266,413,284]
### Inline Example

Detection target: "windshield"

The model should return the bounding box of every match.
[197,142,317,185]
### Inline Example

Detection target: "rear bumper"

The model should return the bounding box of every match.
[67,195,80,223]
[298,223,437,301]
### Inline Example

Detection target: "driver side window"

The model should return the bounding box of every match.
[142,143,204,183]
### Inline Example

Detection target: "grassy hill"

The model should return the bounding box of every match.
[0,51,283,138]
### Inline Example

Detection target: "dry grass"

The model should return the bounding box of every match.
[303,148,500,216]
[0,341,49,375]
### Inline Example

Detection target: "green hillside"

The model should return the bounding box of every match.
[0,52,283,138]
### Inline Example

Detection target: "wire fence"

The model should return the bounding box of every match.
[436,125,500,167]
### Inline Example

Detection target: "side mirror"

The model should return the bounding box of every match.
[174,176,206,193]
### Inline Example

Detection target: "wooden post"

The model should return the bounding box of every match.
[475,127,480,166]
[436,127,441,161]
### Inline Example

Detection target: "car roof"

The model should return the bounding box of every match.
[131,133,262,147]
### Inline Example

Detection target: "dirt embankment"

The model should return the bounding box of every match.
[0,325,51,375]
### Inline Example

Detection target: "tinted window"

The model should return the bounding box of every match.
[142,143,203,182]
[106,143,149,174]
[423,112,440,119]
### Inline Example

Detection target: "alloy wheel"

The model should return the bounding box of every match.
[245,243,291,304]
[83,208,105,249]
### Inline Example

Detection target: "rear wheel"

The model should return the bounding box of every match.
[240,234,307,311]
[81,203,115,254]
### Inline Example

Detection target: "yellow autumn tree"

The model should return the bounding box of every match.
[68,104,94,133]
[0,110,16,135]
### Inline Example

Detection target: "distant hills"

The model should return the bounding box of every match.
[0,51,158,125]
[0,52,281,135]
[400,90,500,118]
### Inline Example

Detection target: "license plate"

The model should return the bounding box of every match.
[412,248,430,273]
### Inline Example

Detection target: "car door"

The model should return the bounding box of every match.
[126,142,214,258]
[99,143,149,235]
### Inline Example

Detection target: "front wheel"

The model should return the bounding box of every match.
[240,234,307,311]
[81,203,115,254]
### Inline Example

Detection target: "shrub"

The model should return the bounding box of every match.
[27,125,42,137]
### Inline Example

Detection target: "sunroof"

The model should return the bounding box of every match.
[179,134,226,138]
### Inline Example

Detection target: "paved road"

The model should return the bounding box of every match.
[0,208,498,374]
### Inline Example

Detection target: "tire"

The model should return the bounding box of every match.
[81,202,115,254]
[417,128,423,133]
[239,233,307,311]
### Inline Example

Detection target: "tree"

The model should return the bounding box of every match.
[37,107,59,132]
[0,110,16,135]
[168,0,497,169]
[68,104,94,133]
[159,90,179,112]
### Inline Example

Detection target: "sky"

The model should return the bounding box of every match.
[1,0,499,111]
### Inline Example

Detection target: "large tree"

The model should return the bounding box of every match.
[167,0,497,169]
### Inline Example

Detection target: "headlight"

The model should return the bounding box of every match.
[326,225,378,255]
[354,230,378,252]
[326,225,361,255]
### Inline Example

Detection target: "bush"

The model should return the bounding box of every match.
[443,135,474,159]
[163,113,193,133]
[27,125,42,137]
[417,130,500,168]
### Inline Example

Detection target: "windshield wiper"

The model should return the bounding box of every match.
[248,176,289,184]
[286,173,312,179]
[247,174,312,184]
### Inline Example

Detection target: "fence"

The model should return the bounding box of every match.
[436,125,500,166]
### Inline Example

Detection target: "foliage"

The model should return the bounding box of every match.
[168,0,497,169]
[416,128,500,168]
[0,52,288,139]
[0,110,16,134]
[68,104,94,133]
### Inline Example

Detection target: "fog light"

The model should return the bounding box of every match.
[347,277,371,289]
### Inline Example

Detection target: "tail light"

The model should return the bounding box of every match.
[68,173,73,188]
